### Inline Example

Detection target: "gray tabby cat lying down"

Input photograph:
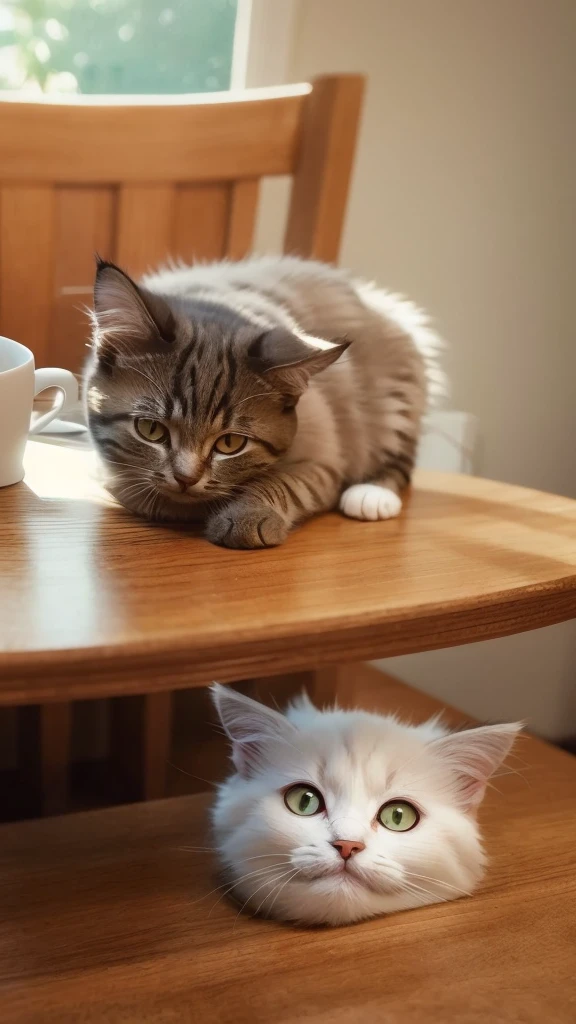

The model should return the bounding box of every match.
[85,256,444,548]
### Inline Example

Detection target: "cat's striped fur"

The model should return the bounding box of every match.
[85,256,444,548]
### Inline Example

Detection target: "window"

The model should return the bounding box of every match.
[0,0,238,95]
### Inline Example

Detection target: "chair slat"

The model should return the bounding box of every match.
[110,693,173,802]
[0,89,309,183]
[115,186,175,279]
[226,179,259,259]
[285,75,364,262]
[0,187,54,362]
[51,187,116,371]
[173,184,229,263]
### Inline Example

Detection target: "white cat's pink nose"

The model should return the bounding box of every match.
[332,840,365,861]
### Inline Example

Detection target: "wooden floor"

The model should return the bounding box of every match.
[1,667,575,1023]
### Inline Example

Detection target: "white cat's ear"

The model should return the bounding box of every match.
[211,683,296,778]
[248,328,350,394]
[92,259,175,363]
[432,723,522,810]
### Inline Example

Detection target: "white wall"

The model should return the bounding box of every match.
[251,0,576,739]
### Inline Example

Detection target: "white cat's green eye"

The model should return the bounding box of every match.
[284,784,325,816]
[377,800,419,832]
[214,433,247,456]
[135,418,169,444]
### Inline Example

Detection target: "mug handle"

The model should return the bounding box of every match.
[30,367,80,435]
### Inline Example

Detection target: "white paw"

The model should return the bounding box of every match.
[339,484,402,521]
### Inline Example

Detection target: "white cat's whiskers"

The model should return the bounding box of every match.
[404,870,473,898]
[166,762,217,788]
[213,864,293,919]
[176,846,215,853]
[177,848,291,863]
[191,863,288,910]
[242,853,294,863]
[260,867,303,920]
[233,866,297,926]
[400,879,454,906]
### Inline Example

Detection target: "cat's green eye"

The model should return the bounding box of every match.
[214,433,247,456]
[135,418,169,444]
[284,784,325,816]
[377,800,419,832]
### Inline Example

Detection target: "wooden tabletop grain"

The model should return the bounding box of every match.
[1,675,574,1024]
[1,441,576,704]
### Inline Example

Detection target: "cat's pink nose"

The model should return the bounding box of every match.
[173,472,200,491]
[332,840,365,861]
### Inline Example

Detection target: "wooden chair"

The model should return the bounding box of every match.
[0,75,364,816]
[0,76,364,372]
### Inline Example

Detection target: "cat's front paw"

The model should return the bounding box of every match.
[340,483,402,521]
[205,504,289,549]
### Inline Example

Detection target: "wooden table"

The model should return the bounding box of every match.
[1,674,574,1024]
[2,441,576,705]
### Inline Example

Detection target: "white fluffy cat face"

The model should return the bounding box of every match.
[211,686,520,927]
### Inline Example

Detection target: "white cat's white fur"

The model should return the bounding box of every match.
[211,685,520,927]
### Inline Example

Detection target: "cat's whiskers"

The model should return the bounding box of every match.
[191,863,288,909]
[235,390,280,408]
[400,878,454,906]
[176,846,216,853]
[114,483,149,503]
[241,853,294,863]
[260,867,303,921]
[144,487,162,520]
[166,762,217,788]
[208,863,292,918]
[115,473,157,495]
[115,482,156,506]
[100,458,156,474]
[233,866,297,926]
[116,480,161,519]
[404,869,473,898]
[128,364,165,396]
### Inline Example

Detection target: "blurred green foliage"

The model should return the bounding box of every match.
[0,0,237,93]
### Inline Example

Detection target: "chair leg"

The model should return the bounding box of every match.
[249,668,342,711]
[308,667,341,707]
[110,692,173,801]
[40,703,72,815]
[17,702,72,816]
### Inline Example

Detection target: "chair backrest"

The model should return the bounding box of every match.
[0,75,364,372]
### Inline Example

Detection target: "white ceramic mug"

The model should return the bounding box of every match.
[0,335,79,488]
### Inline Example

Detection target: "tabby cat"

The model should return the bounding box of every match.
[85,256,443,548]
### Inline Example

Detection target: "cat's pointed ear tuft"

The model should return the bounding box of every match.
[248,328,350,395]
[211,683,296,778]
[432,722,522,810]
[92,258,176,360]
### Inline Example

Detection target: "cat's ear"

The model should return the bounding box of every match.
[92,258,175,361]
[211,683,296,778]
[432,723,522,810]
[248,328,350,395]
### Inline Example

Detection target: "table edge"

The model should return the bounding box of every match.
[1,575,575,704]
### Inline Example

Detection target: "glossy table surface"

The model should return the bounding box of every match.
[1,440,576,704]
